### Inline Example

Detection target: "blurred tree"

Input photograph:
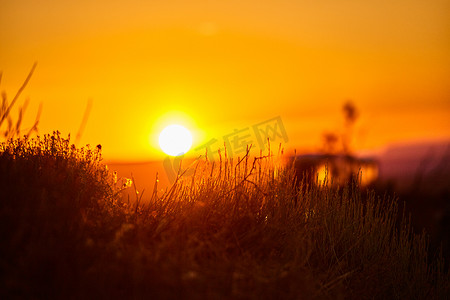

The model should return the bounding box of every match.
[321,100,360,155]
[342,100,359,154]
[322,132,339,154]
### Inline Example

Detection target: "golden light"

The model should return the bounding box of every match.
[158,124,193,156]
[316,164,328,186]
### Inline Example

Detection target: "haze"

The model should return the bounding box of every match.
[1,0,449,161]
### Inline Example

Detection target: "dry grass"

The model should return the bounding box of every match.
[0,134,449,299]
[0,63,41,139]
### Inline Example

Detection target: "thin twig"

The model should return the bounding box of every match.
[0,62,37,128]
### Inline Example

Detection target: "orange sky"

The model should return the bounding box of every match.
[1,0,449,161]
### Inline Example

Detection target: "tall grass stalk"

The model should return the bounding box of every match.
[0,63,42,139]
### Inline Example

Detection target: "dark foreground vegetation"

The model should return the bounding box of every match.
[1,133,449,299]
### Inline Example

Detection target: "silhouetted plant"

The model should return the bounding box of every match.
[0,132,130,297]
[0,63,41,140]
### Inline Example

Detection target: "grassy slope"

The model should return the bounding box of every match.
[0,133,449,299]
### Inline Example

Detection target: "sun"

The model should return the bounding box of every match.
[159,124,193,156]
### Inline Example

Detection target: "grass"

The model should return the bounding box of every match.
[0,133,449,299]
[0,63,41,140]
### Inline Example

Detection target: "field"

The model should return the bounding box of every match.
[1,132,449,299]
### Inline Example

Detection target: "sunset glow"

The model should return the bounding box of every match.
[0,0,449,161]
[2,2,449,296]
